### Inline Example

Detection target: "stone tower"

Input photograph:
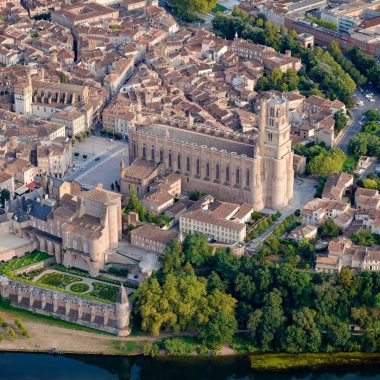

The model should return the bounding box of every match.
[14,75,32,116]
[115,284,131,336]
[258,96,294,210]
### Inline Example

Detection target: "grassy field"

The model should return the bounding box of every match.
[0,251,50,274]
[250,352,380,371]
[113,340,151,355]
[211,3,227,14]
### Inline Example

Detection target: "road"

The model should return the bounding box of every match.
[337,88,380,152]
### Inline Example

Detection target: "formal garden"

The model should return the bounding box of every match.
[0,251,50,274]
[1,251,125,303]
[18,268,121,303]
[89,282,119,302]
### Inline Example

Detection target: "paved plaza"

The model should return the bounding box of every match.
[291,177,317,211]
[66,136,129,190]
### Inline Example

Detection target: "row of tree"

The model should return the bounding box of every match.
[346,47,380,90]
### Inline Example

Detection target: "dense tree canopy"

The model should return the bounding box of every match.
[348,133,380,158]
[347,46,380,90]
[134,264,237,337]
[133,232,380,352]
[172,0,217,19]
[334,110,348,134]
[329,41,366,86]
[307,148,346,176]
[363,109,380,122]
[318,218,341,239]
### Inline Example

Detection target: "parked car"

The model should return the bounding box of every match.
[80,167,85,171]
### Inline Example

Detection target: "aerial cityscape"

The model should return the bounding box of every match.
[0,0,379,378]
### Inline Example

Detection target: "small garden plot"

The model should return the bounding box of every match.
[18,268,45,281]
[38,272,81,289]
[0,251,50,274]
[70,283,90,293]
[89,282,118,302]
[211,3,227,13]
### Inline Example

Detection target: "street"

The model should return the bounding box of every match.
[337,87,380,152]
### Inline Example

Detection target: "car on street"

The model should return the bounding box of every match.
[95,157,100,161]
[80,167,85,171]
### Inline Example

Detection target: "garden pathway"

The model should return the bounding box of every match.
[30,268,135,294]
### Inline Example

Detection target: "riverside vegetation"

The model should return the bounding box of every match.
[132,232,380,355]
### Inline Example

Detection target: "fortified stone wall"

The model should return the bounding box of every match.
[0,275,131,336]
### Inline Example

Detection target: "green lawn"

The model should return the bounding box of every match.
[89,282,119,302]
[0,251,50,274]
[211,3,227,14]
[38,272,81,289]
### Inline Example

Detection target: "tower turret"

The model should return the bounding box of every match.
[115,284,131,336]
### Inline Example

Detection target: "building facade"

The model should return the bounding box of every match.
[128,95,294,210]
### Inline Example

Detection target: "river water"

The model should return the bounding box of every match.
[0,352,380,380]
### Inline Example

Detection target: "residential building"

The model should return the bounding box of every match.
[129,224,178,254]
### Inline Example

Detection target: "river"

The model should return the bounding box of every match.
[0,352,380,380]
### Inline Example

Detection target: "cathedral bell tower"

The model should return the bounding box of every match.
[258,97,294,210]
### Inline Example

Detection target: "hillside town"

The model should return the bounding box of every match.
[0,0,379,362]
